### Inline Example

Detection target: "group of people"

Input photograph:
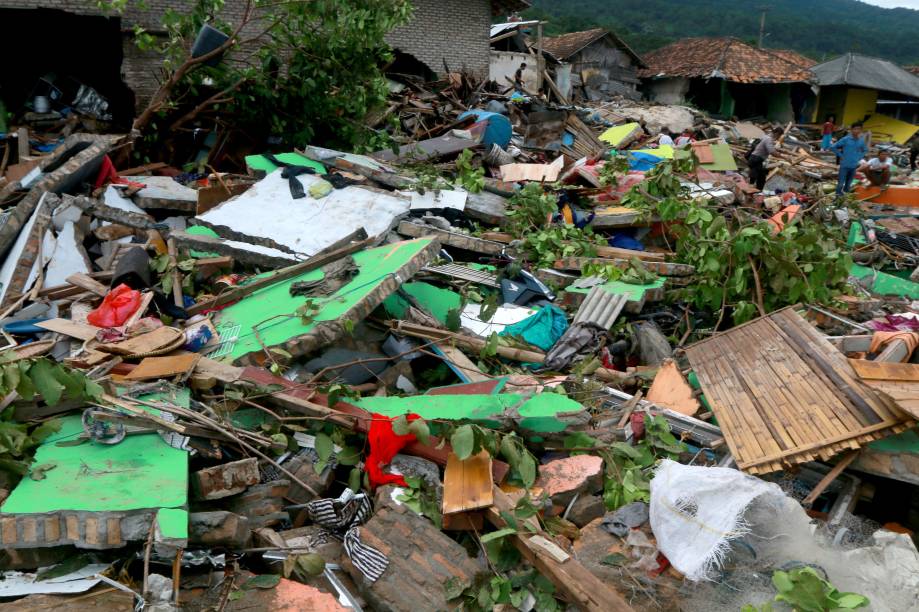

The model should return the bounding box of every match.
[748,115,902,195]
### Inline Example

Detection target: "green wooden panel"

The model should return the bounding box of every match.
[245,152,324,174]
[355,393,582,433]
[214,239,434,360]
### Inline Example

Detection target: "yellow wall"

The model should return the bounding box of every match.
[842,88,878,126]
[862,113,919,144]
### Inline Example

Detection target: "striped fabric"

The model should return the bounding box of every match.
[306,489,388,583]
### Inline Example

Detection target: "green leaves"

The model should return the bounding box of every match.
[451,425,475,460]
[506,183,558,234]
[455,149,485,193]
[771,567,868,611]
[2,359,101,407]
[479,527,517,543]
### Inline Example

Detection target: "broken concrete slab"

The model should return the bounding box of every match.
[130,176,198,212]
[192,457,260,501]
[196,168,410,258]
[534,455,604,505]
[211,238,438,365]
[188,511,250,547]
[342,485,484,612]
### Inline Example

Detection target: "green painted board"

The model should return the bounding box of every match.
[565,277,666,302]
[157,507,189,540]
[355,393,583,433]
[383,282,462,325]
[245,152,324,174]
[674,143,738,171]
[850,263,919,299]
[2,414,188,514]
[185,224,221,258]
[214,238,435,361]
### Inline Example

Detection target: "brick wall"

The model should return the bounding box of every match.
[386,0,492,77]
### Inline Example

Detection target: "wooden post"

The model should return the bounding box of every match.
[536,22,544,92]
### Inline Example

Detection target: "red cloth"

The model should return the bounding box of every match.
[365,413,420,489]
[93,155,146,190]
[87,284,142,328]
[822,121,835,136]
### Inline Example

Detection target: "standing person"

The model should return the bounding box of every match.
[830,122,868,195]
[514,62,526,90]
[657,127,674,146]
[910,134,919,171]
[747,127,783,191]
[821,114,836,150]
[859,150,893,188]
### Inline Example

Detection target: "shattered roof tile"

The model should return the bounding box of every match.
[541,28,646,67]
[638,37,813,84]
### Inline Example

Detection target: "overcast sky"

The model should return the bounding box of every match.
[863,0,919,8]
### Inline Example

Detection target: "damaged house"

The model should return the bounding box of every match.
[812,53,919,144]
[540,28,646,102]
[640,37,814,123]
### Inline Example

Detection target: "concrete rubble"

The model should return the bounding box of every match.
[1,11,919,612]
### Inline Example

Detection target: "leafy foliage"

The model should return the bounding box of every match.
[622,159,851,325]
[598,156,630,188]
[455,150,485,193]
[445,569,561,611]
[396,474,442,527]
[103,0,411,154]
[743,567,869,612]
[506,184,558,234]
[448,424,538,489]
[520,224,605,268]
[564,414,685,511]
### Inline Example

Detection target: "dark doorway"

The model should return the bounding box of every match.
[0,8,135,126]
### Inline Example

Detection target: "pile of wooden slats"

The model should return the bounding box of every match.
[684,307,915,474]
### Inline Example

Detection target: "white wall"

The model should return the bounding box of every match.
[489,51,540,91]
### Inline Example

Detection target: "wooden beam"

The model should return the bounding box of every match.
[185,236,372,315]
[802,451,860,506]
[485,486,634,612]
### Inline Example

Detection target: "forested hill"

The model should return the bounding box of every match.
[523,0,919,65]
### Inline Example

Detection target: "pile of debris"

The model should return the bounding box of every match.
[0,79,918,612]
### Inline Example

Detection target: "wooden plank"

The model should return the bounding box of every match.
[123,353,201,381]
[849,359,919,382]
[553,257,695,277]
[98,325,184,357]
[737,420,901,470]
[485,486,635,612]
[65,273,108,297]
[442,451,494,515]
[397,221,505,255]
[185,236,373,316]
[34,318,98,341]
[691,143,715,164]
[645,359,699,416]
[436,344,491,383]
[802,451,860,506]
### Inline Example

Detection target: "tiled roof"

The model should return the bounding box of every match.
[638,37,813,84]
[541,28,646,67]
[769,49,817,68]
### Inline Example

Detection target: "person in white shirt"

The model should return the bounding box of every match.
[657,127,674,146]
[859,150,893,188]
